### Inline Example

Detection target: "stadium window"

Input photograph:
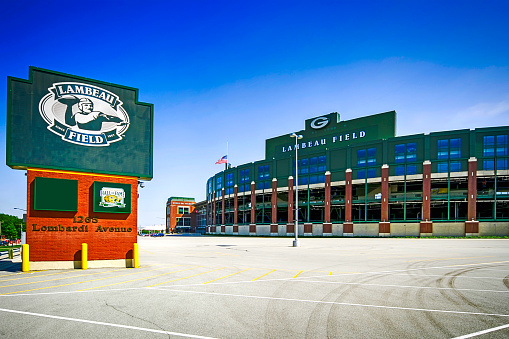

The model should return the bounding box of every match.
[395,166,405,176]
[450,161,461,172]
[357,169,366,179]
[357,150,366,166]
[497,159,508,170]
[483,135,508,170]
[437,138,461,160]
[496,135,508,156]
[395,144,405,163]
[367,148,377,166]
[367,168,377,178]
[437,162,448,173]
[483,160,494,170]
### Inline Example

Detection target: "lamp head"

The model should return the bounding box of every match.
[290,133,303,139]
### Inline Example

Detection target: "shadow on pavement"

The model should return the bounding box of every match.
[0,260,22,273]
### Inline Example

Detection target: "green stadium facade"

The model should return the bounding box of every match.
[206,111,509,237]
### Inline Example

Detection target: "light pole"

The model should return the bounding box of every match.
[290,133,303,247]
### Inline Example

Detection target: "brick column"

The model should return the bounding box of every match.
[233,185,238,233]
[420,161,433,235]
[287,176,294,234]
[206,194,210,232]
[344,169,353,235]
[221,188,225,225]
[250,181,255,225]
[323,171,332,234]
[379,165,390,236]
[212,192,216,227]
[270,178,278,234]
[466,157,479,236]
[221,188,225,233]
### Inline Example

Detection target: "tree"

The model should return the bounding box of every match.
[0,213,24,240]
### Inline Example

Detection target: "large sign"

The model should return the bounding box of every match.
[265,111,396,159]
[7,67,153,179]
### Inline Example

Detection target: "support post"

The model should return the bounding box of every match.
[22,244,29,272]
[379,164,390,236]
[133,243,139,268]
[81,243,88,270]
[420,160,433,235]
[344,169,353,236]
[466,157,479,236]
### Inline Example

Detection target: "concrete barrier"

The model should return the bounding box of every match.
[390,223,420,237]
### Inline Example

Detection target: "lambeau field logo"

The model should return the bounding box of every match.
[99,187,126,208]
[39,82,130,146]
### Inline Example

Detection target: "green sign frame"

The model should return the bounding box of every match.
[7,67,153,179]
[93,181,131,214]
[33,177,78,212]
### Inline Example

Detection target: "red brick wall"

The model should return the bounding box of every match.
[26,168,138,262]
[168,201,196,232]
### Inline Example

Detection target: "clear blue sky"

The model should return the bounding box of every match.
[1,0,508,226]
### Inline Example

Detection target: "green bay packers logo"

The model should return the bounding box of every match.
[39,82,130,146]
[99,187,126,208]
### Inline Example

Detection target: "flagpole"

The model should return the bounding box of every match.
[226,141,229,170]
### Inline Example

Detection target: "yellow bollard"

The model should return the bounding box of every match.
[22,244,29,272]
[82,243,88,270]
[133,243,139,268]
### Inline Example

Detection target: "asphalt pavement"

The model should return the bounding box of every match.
[0,236,508,338]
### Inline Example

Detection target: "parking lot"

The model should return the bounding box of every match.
[1,236,508,338]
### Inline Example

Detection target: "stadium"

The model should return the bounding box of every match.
[205,111,509,237]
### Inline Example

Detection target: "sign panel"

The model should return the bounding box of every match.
[266,111,396,160]
[93,181,131,213]
[7,67,153,179]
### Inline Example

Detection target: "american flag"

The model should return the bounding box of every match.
[215,155,228,164]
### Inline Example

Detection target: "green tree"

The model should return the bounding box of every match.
[0,213,24,240]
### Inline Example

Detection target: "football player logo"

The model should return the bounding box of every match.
[39,82,130,146]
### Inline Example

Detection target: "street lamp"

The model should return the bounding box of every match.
[290,132,303,247]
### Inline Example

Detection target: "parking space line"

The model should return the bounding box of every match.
[0,307,217,339]
[252,269,276,281]
[0,270,73,282]
[78,266,201,291]
[145,267,227,287]
[0,269,126,288]
[405,256,494,262]
[149,288,509,318]
[293,270,303,278]
[452,323,509,338]
[1,266,195,295]
[203,269,251,284]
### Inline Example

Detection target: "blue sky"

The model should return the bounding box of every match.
[1,0,508,226]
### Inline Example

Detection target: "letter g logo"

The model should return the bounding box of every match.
[310,116,329,129]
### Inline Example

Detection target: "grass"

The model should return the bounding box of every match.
[0,245,21,251]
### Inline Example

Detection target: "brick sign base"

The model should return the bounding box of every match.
[26,168,138,270]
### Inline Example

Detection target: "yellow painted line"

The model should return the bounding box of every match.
[140,249,157,255]
[0,264,180,288]
[78,266,201,291]
[145,267,227,287]
[329,272,332,275]
[293,270,303,278]
[2,266,198,295]
[405,256,494,263]
[252,269,276,281]
[0,270,77,282]
[203,269,251,284]
[0,269,126,289]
